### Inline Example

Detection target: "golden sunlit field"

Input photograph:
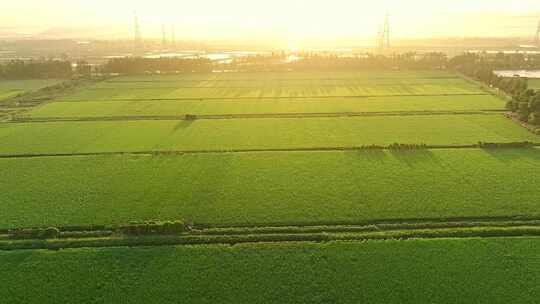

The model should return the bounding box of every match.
[1,68,540,303]
[2,0,540,302]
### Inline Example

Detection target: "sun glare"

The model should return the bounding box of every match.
[2,0,540,39]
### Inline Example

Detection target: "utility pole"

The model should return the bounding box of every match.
[377,12,391,54]
[384,12,390,49]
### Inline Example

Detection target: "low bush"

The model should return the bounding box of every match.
[3,227,540,251]
[357,143,429,150]
[529,113,540,126]
[506,100,517,111]
[119,220,187,236]
[9,227,60,240]
[60,231,113,239]
[388,143,428,150]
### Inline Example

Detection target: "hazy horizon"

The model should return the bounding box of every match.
[2,0,540,42]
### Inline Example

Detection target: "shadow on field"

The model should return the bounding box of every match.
[482,147,540,163]
[389,149,443,168]
[352,149,443,167]
[171,120,195,133]
[354,150,387,164]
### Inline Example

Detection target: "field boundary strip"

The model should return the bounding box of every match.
[57,93,492,102]
[106,76,465,83]
[186,215,540,230]
[0,144,538,159]
[87,83,477,89]
[10,110,506,123]
[2,223,540,251]
[3,215,538,234]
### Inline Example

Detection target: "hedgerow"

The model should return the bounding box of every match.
[9,227,60,240]
[119,220,187,236]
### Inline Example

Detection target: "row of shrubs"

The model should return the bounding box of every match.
[356,143,429,150]
[119,220,188,236]
[3,227,540,251]
[7,220,188,240]
[360,142,536,150]
[9,227,60,240]
[11,214,536,241]
[388,143,429,150]
[8,227,114,240]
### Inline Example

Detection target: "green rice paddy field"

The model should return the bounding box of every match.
[63,82,478,100]
[108,70,460,81]
[1,115,537,155]
[529,78,540,90]
[60,72,483,100]
[28,95,505,118]
[26,70,504,117]
[1,149,539,229]
[0,79,62,101]
[0,238,539,304]
[2,71,540,303]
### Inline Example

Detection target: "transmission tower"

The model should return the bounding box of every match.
[384,12,390,49]
[377,12,391,53]
[133,13,143,56]
[535,19,540,46]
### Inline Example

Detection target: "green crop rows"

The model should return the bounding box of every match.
[529,79,540,90]
[60,72,483,101]
[1,148,540,229]
[28,95,505,118]
[0,238,539,304]
[1,70,540,303]
[0,79,62,102]
[23,70,504,118]
[1,115,537,155]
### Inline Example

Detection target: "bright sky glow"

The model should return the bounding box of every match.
[2,0,540,40]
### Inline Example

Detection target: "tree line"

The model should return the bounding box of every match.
[507,90,540,126]
[102,57,214,74]
[227,52,448,71]
[0,60,72,79]
[95,52,450,74]
[451,53,540,127]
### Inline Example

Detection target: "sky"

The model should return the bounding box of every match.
[1,0,540,40]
